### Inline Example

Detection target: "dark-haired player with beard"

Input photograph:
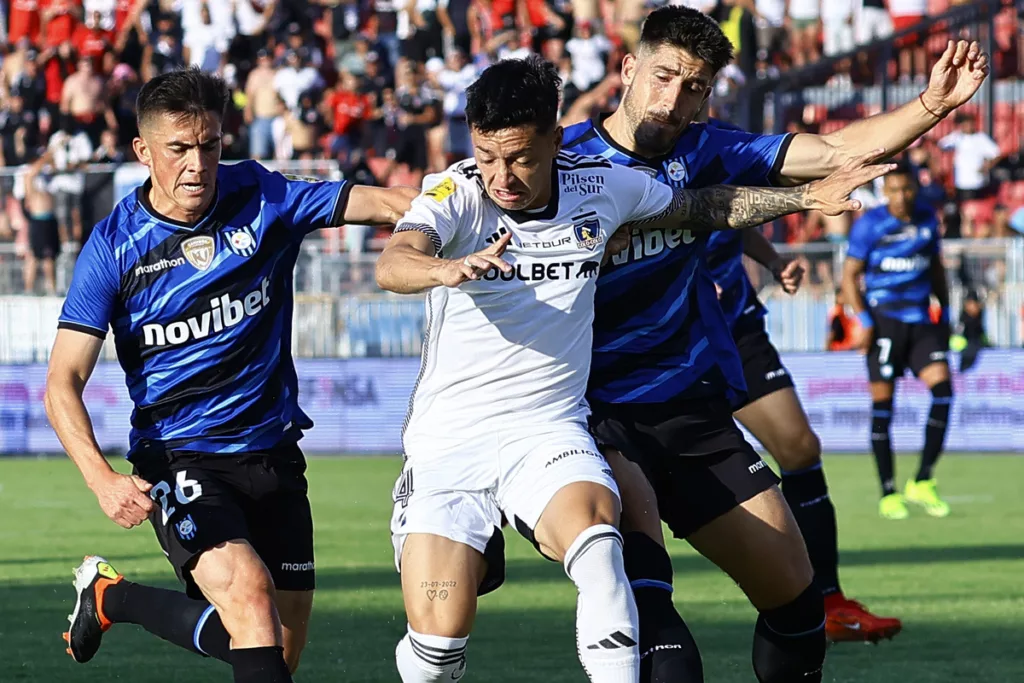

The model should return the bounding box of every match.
[564,6,987,681]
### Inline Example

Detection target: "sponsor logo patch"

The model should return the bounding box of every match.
[425,178,456,203]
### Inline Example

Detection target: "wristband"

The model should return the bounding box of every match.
[918,93,948,121]
[857,311,873,329]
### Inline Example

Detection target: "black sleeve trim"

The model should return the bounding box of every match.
[330,182,356,226]
[395,223,443,256]
[768,133,796,187]
[58,321,107,339]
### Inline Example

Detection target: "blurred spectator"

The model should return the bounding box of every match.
[326,70,371,162]
[709,62,746,123]
[392,59,439,183]
[182,2,229,74]
[60,52,105,144]
[45,119,91,242]
[786,0,819,67]
[822,0,855,58]
[73,10,114,72]
[372,0,403,69]
[361,50,395,93]
[283,21,323,69]
[9,0,44,45]
[285,88,326,160]
[907,144,947,208]
[244,48,279,159]
[405,0,444,64]
[938,113,1001,203]
[230,0,276,72]
[106,62,140,148]
[754,0,786,64]
[145,12,186,78]
[40,0,82,50]
[953,290,987,372]
[0,90,40,165]
[435,47,476,160]
[855,0,892,46]
[827,288,856,351]
[274,49,324,113]
[339,33,372,76]
[92,127,124,163]
[437,0,473,56]
[712,0,756,76]
[13,48,48,114]
[889,0,927,81]
[565,20,610,93]
[19,152,62,294]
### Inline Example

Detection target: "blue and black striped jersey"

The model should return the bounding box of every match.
[59,160,349,457]
[847,201,941,324]
[562,116,791,404]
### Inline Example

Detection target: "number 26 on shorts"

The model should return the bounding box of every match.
[150,470,204,525]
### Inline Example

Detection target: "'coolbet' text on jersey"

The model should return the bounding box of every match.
[847,200,940,324]
[59,160,350,457]
[396,153,674,443]
[562,117,791,403]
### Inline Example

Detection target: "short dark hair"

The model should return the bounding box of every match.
[886,160,918,182]
[638,6,734,75]
[465,55,561,134]
[136,67,230,129]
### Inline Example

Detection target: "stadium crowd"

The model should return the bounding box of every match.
[0,0,1021,295]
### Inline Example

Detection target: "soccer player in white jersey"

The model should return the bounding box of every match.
[375,55,891,683]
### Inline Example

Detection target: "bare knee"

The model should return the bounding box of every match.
[191,544,280,647]
[779,429,822,472]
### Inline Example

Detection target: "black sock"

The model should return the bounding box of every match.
[917,380,952,481]
[104,581,231,662]
[870,398,896,496]
[623,532,704,683]
[781,464,840,597]
[752,584,826,683]
[231,646,293,683]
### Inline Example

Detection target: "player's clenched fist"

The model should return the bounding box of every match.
[770,257,805,294]
[91,471,155,529]
[435,230,514,287]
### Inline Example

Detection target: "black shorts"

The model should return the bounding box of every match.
[28,217,61,259]
[733,314,794,406]
[867,315,950,382]
[131,444,315,599]
[589,396,780,539]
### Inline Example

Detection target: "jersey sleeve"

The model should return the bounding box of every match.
[268,170,351,237]
[706,126,793,186]
[846,214,874,261]
[58,229,120,338]
[614,167,675,225]
[393,172,467,256]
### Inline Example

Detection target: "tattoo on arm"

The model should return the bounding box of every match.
[632,186,813,231]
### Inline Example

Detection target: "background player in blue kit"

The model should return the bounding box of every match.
[842,163,954,521]
[44,68,416,683]
[564,6,987,681]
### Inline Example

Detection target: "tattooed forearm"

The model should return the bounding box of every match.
[630,185,813,232]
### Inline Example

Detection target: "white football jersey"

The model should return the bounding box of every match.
[396,151,674,443]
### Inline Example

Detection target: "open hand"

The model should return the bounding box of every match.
[806,149,895,216]
[435,230,514,287]
[922,40,990,117]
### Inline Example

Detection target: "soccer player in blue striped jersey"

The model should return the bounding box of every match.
[842,163,953,522]
[563,6,988,681]
[702,116,903,644]
[44,68,416,683]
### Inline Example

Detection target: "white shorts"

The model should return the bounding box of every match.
[390,421,618,589]
[855,7,893,44]
[823,22,855,56]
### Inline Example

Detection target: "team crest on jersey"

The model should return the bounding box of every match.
[226,226,257,258]
[574,218,603,251]
[176,514,197,540]
[181,236,215,271]
[425,177,456,203]
[666,160,686,182]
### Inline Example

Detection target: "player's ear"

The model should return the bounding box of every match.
[553,125,563,154]
[132,136,151,167]
[621,53,637,86]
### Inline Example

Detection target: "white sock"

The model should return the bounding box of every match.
[395,625,469,682]
[564,525,640,683]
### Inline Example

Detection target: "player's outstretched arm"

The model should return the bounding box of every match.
[45,330,155,528]
[341,185,421,226]
[777,40,989,184]
[630,150,894,233]
[376,229,513,293]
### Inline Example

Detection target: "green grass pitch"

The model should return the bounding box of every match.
[1,454,1022,682]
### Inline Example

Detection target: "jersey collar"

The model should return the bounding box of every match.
[136,179,221,231]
